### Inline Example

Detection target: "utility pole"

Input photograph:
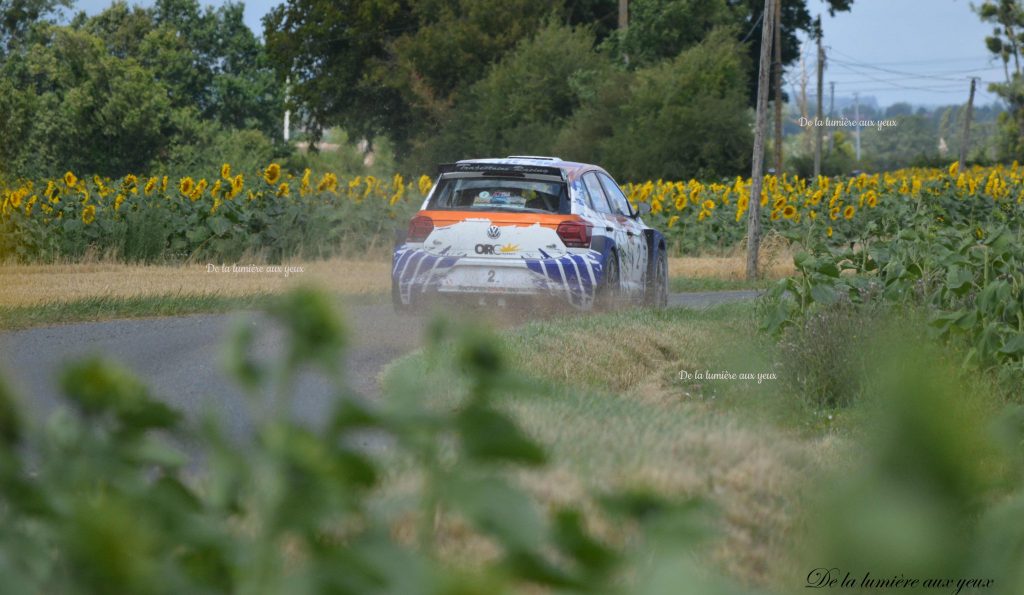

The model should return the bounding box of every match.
[619,0,629,64]
[746,0,776,281]
[854,92,861,162]
[958,77,977,172]
[828,81,835,154]
[283,75,291,142]
[772,0,783,175]
[813,17,824,177]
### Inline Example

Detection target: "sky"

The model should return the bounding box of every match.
[70,0,1003,109]
[804,0,1002,108]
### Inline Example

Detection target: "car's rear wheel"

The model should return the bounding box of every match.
[596,250,621,310]
[645,249,668,308]
[392,280,411,314]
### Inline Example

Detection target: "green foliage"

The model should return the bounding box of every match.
[410,21,608,170]
[604,0,735,66]
[554,28,754,180]
[807,338,1024,594]
[593,28,753,180]
[774,302,881,409]
[0,0,68,53]
[0,0,282,179]
[263,0,852,173]
[0,288,718,593]
[761,185,1024,398]
[976,0,1024,161]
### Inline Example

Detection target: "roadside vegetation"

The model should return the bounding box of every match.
[2,288,1021,593]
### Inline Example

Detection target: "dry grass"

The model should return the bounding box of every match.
[2,236,794,308]
[384,304,823,589]
[0,257,391,307]
[669,236,795,280]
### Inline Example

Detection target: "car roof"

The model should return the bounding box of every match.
[454,157,607,182]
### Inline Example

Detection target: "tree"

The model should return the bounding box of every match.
[410,21,609,168]
[603,0,854,105]
[0,26,174,176]
[263,0,414,151]
[977,0,1024,159]
[596,28,753,180]
[0,0,68,55]
[0,0,283,178]
[263,0,556,155]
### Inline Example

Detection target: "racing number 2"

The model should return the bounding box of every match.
[487,270,496,283]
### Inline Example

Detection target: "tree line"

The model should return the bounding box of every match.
[2,0,861,181]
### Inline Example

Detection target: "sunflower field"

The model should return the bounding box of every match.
[0,164,432,263]
[3,161,1023,264]
[626,162,1024,254]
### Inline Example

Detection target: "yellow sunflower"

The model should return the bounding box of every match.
[221,163,232,179]
[418,175,433,195]
[64,171,78,187]
[827,226,833,238]
[276,182,291,198]
[179,177,195,196]
[190,179,208,201]
[82,204,96,225]
[231,174,244,198]
[843,205,855,220]
[782,205,797,219]
[144,177,158,194]
[264,163,281,185]
[123,174,139,194]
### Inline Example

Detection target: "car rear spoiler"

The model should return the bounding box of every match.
[437,162,565,179]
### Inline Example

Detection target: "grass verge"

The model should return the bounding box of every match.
[669,276,771,292]
[0,291,386,331]
[381,302,827,588]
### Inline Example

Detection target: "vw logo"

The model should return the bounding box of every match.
[487,226,501,239]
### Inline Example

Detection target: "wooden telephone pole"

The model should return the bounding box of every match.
[773,0,783,175]
[618,0,628,30]
[958,77,977,172]
[746,0,777,280]
[813,17,824,178]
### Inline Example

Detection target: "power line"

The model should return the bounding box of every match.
[828,48,998,79]
[824,61,994,92]
[740,11,765,43]
[833,55,994,66]
[828,64,1002,82]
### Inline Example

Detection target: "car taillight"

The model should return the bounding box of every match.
[556,221,592,248]
[407,215,434,242]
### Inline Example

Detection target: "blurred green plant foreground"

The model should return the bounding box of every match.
[0,289,1022,594]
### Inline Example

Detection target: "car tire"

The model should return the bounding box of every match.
[392,280,411,314]
[597,250,621,310]
[645,249,668,308]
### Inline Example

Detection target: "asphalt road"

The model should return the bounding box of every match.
[0,290,759,439]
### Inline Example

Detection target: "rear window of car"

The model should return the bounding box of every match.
[426,176,569,214]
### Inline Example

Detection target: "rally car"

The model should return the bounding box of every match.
[391,156,668,311]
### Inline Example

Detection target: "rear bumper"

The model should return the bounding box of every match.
[392,246,605,309]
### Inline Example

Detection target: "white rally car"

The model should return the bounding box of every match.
[392,157,668,311]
